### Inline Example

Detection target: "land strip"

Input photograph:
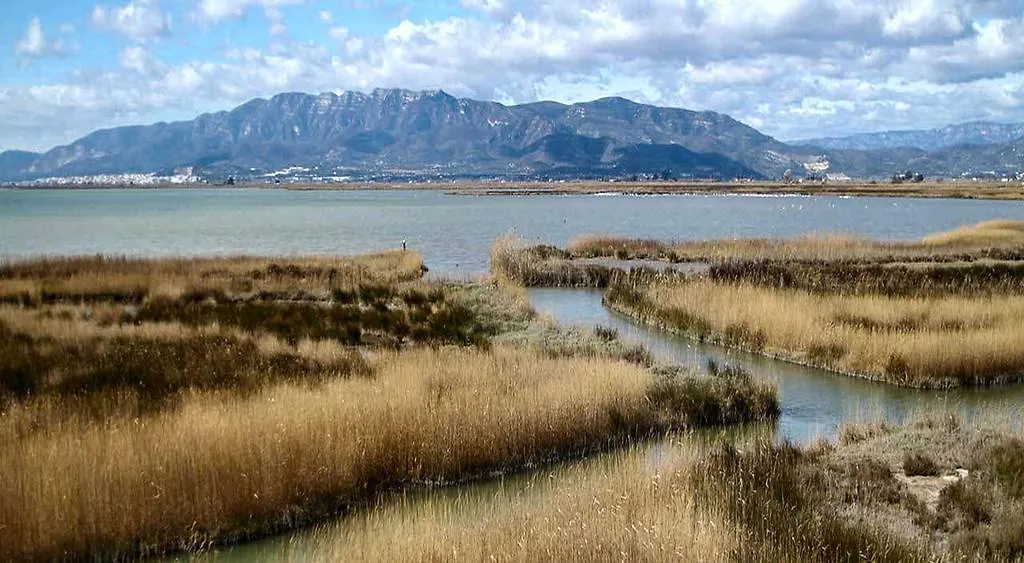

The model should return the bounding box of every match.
[9,179,1024,200]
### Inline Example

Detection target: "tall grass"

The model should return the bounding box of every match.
[296,440,740,562]
[569,219,1024,263]
[0,251,425,304]
[0,346,778,561]
[607,276,1024,387]
[708,259,1024,297]
[490,234,616,287]
[289,427,940,562]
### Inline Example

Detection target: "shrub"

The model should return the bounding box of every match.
[593,325,618,342]
[903,451,941,476]
[936,482,990,532]
[976,436,1024,499]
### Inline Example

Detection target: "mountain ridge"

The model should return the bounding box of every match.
[1,89,1022,183]
[795,121,1024,152]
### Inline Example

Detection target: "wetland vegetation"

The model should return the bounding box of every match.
[5,216,1023,561]
[263,412,1024,562]
[494,220,1024,388]
[0,250,778,561]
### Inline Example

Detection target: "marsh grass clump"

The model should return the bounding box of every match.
[135,284,493,348]
[935,482,991,532]
[902,451,941,477]
[975,436,1024,499]
[647,362,779,428]
[490,234,616,287]
[593,324,618,341]
[690,440,928,562]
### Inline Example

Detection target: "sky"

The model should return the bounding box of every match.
[2,0,1024,153]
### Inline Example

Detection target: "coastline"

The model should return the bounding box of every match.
[6,180,1024,200]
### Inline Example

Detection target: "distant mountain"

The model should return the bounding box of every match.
[1,89,1021,183]
[0,150,41,177]
[0,89,826,182]
[796,121,1024,152]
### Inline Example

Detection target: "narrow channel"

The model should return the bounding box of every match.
[177,286,1024,561]
[528,287,1024,443]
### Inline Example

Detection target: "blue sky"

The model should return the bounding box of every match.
[3,0,1024,152]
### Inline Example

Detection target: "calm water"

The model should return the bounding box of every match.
[528,288,1024,444]
[5,188,1024,560]
[6,188,1024,276]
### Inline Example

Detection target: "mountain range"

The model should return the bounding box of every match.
[1,89,1022,183]
[796,122,1024,152]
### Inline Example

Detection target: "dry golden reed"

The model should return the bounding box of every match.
[0,346,739,560]
[0,250,425,303]
[570,219,1024,263]
[297,441,738,562]
[611,277,1024,387]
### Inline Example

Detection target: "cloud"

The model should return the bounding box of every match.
[265,7,287,36]
[91,0,172,42]
[119,46,162,74]
[14,17,63,59]
[460,0,512,20]
[195,0,305,22]
[5,0,1024,151]
[328,26,349,41]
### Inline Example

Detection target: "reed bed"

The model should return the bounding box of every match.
[1,251,782,560]
[0,250,425,304]
[286,412,1024,562]
[607,277,1024,387]
[569,219,1024,264]
[292,424,953,563]
[0,347,778,561]
[297,440,740,562]
[708,259,1024,297]
[490,234,616,287]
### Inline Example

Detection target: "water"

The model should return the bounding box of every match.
[528,288,1024,444]
[5,188,1024,276]
[6,188,1024,559]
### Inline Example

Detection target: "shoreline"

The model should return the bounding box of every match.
[5,180,1024,200]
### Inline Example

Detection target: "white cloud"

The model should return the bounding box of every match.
[14,17,63,58]
[91,0,171,42]
[328,26,349,41]
[265,7,287,36]
[119,46,160,74]
[460,0,511,20]
[319,10,333,24]
[195,0,304,22]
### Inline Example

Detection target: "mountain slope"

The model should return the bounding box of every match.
[0,150,41,179]
[3,89,1021,183]
[796,122,1024,151]
[0,89,800,181]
